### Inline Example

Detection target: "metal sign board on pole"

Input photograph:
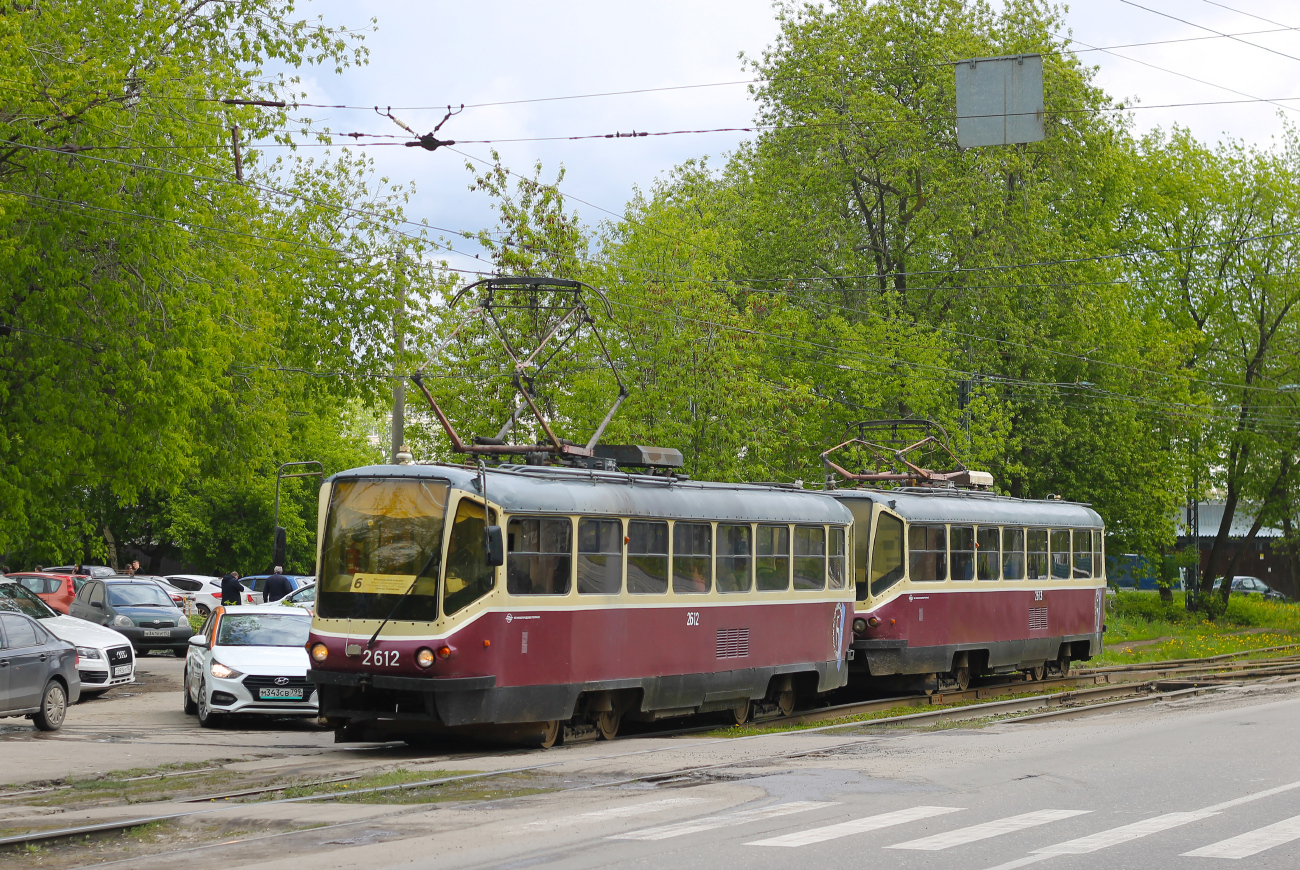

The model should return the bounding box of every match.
[955,54,1044,148]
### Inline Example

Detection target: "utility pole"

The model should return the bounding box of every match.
[391,255,407,464]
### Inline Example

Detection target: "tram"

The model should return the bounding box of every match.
[305,461,856,746]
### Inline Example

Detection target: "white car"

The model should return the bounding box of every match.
[161,574,228,616]
[183,605,317,727]
[278,581,316,615]
[0,580,136,698]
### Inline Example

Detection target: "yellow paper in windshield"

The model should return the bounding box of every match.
[348,574,417,595]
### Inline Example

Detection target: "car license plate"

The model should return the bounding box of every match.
[112,665,132,677]
[258,688,304,700]
[142,629,170,637]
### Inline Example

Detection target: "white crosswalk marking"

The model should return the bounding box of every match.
[523,797,705,829]
[887,809,1091,851]
[1183,814,1300,859]
[981,812,1219,870]
[609,801,836,841]
[746,805,963,848]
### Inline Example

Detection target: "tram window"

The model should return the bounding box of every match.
[507,517,572,595]
[1093,529,1104,575]
[950,525,975,581]
[578,518,624,595]
[1003,528,1026,580]
[628,520,670,594]
[1027,529,1049,580]
[756,525,790,591]
[908,524,947,582]
[847,501,874,593]
[794,525,826,590]
[870,514,905,598]
[829,527,847,589]
[1049,529,1071,579]
[672,522,712,594]
[716,524,752,593]
[444,499,499,616]
[1072,529,1092,578]
[977,526,1000,580]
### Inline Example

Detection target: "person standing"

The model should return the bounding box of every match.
[264,566,292,603]
[220,570,243,607]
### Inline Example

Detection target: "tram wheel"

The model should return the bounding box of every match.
[951,666,971,692]
[539,720,561,749]
[1058,658,1071,676]
[596,709,620,741]
[777,690,796,717]
[1027,665,1046,682]
[731,699,751,726]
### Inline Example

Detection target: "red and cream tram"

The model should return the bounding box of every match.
[835,488,1106,691]
[306,462,856,746]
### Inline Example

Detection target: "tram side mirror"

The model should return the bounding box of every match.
[484,525,504,567]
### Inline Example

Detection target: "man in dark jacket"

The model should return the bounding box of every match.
[220,570,243,607]
[264,567,292,603]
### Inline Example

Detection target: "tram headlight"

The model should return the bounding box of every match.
[309,643,329,664]
[852,618,868,634]
[415,647,436,669]
[436,644,452,660]
[867,616,880,628]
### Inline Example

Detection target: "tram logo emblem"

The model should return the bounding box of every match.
[832,602,846,659]
[506,613,513,623]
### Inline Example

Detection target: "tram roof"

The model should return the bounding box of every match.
[828,487,1104,528]
[330,463,854,525]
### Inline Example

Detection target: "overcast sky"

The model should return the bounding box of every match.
[292,0,1300,270]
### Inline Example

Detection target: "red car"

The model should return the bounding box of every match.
[6,572,86,614]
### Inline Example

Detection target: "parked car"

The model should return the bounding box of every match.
[0,580,136,697]
[120,574,187,608]
[1230,576,1286,601]
[45,565,116,580]
[239,574,313,605]
[0,611,79,729]
[183,606,317,727]
[68,578,191,655]
[5,571,86,614]
[159,575,233,616]
[278,582,316,616]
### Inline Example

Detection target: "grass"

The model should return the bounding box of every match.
[1098,591,1300,665]
[269,768,553,804]
[5,761,237,808]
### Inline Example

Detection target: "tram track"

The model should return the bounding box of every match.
[6,649,1300,855]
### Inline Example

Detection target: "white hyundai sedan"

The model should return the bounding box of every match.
[183,605,317,727]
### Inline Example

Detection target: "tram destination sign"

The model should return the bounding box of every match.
[955,54,1045,148]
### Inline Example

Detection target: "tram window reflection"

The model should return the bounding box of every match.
[507,517,572,595]
[1073,529,1093,578]
[1050,529,1071,579]
[794,525,826,590]
[870,514,905,598]
[578,518,624,594]
[1003,528,1026,580]
[977,526,1000,580]
[672,522,712,594]
[1093,529,1104,575]
[1027,529,1049,580]
[950,525,975,581]
[444,499,498,616]
[716,524,752,593]
[828,527,847,589]
[909,524,947,582]
[756,524,790,591]
[628,520,669,594]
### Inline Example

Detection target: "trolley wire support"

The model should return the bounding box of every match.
[820,419,994,490]
[375,104,463,152]
[410,276,630,468]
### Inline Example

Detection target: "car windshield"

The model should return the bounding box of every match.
[0,583,56,619]
[107,583,174,607]
[289,585,316,603]
[216,613,312,646]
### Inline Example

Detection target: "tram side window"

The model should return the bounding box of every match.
[794,525,826,590]
[672,522,712,593]
[578,518,624,594]
[869,514,905,598]
[1073,529,1093,578]
[1093,529,1104,577]
[756,524,790,591]
[1049,529,1071,579]
[443,499,499,616]
[716,524,752,593]
[829,527,847,590]
[507,517,572,595]
[628,520,669,594]
[1027,529,1049,580]
[909,524,947,582]
[950,525,975,581]
[1003,528,1026,580]
[977,526,1000,580]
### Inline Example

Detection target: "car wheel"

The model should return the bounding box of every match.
[170,647,186,657]
[196,604,211,616]
[196,678,223,728]
[33,680,68,731]
[183,667,198,715]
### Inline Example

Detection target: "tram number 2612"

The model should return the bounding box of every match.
[686,612,700,626]
[362,649,400,667]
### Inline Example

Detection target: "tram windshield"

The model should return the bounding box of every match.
[317,478,450,621]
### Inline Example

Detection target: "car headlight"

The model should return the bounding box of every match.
[76,646,103,660]
[210,661,242,679]
[111,615,134,628]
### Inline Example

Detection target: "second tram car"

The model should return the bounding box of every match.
[832,488,1106,691]
[306,462,856,746]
